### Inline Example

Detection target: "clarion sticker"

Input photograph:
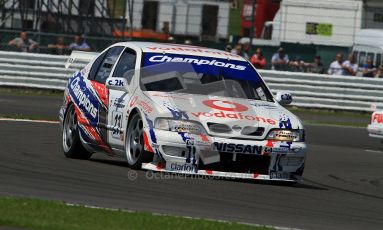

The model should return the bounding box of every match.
[213,142,262,154]
[148,55,246,71]
[168,162,197,173]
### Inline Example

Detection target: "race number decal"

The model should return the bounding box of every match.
[112,111,123,138]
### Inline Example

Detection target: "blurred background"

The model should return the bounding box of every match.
[1,0,383,72]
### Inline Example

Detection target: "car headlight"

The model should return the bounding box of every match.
[155,118,206,134]
[267,129,305,142]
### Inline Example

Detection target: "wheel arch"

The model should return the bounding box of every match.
[127,107,141,124]
[126,107,156,155]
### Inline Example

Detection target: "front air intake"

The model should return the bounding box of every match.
[241,126,265,136]
[207,122,232,133]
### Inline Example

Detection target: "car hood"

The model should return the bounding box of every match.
[144,91,303,139]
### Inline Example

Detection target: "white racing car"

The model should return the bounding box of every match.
[60,42,306,182]
[367,111,383,139]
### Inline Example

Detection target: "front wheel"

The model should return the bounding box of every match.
[125,113,153,169]
[62,104,92,159]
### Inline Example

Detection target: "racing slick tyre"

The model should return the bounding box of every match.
[125,113,153,169]
[62,104,92,159]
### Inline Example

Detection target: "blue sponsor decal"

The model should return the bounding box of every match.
[68,72,99,125]
[279,115,292,129]
[143,53,262,83]
[281,93,292,101]
[167,107,189,120]
[144,113,157,144]
[107,78,124,87]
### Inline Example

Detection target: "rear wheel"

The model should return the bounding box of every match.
[62,104,92,159]
[125,113,153,169]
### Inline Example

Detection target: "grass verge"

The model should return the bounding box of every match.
[303,120,366,128]
[288,107,370,128]
[289,107,370,119]
[0,196,273,230]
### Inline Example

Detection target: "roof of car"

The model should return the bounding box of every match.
[112,41,245,61]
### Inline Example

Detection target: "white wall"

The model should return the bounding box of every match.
[129,0,230,39]
[279,0,363,47]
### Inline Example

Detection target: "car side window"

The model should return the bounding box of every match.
[89,51,107,80]
[90,46,124,83]
[112,48,137,84]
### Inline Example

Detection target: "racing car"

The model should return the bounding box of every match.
[367,111,383,139]
[60,42,306,182]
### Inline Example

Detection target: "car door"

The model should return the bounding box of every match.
[107,47,138,149]
[87,46,124,149]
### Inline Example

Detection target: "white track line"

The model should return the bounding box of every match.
[365,149,383,154]
[0,118,59,124]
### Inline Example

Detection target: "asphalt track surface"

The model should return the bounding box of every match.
[1,93,383,230]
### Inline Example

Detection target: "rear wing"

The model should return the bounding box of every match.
[65,50,99,69]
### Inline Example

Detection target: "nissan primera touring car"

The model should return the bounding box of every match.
[60,42,306,182]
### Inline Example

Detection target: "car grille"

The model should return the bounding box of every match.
[207,122,265,137]
[207,122,232,133]
[199,152,270,175]
[241,127,265,136]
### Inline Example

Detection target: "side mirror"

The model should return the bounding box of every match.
[105,77,129,92]
[276,92,292,105]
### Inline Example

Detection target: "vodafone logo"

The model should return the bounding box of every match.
[195,99,276,125]
[203,100,248,112]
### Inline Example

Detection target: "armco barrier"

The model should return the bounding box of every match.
[0,51,85,90]
[258,70,383,112]
[0,50,381,112]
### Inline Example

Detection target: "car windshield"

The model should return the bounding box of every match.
[139,53,273,102]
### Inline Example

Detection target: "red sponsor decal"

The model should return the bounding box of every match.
[156,162,166,170]
[146,46,239,57]
[372,113,383,124]
[253,173,259,179]
[65,95,71,106]
[203,100,248,112]
[266,140,274,147]
[138,100,153,113]
[90,81,108,106]
[205,170,213,175]
[74,104,112,153]
[191,111,276,125]
[129,96,138,107]
[143,131,154,153]
[199,134,209,142]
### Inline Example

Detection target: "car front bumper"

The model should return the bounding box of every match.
[144,129,306,182]
[367,124,383,139]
